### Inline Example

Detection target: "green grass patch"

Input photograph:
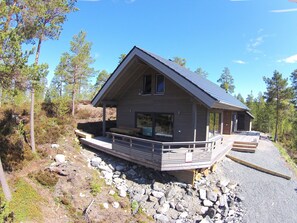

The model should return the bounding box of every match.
[90,172,105,196]
[274,142,297,175]
[10,179,43,222]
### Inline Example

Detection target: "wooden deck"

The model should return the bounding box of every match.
[78,131,244,171]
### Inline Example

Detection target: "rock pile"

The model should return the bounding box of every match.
[90,155,244,223]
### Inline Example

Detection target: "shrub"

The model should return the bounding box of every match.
[34,170,59,187]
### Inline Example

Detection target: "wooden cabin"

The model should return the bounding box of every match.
[82,46,253,171]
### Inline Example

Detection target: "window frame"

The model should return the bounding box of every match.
[208,112,221,138]
[142,74,152,95]
[155,74,165,95]
[135,112,174,141]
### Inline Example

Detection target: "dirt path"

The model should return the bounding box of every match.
[215,138,297,223]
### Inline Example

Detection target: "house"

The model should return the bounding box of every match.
[92,46,252,141]
[84,46,253,172]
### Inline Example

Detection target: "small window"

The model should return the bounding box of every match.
[156,75,165,94]
[143,75,152,94]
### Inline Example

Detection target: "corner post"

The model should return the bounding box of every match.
[102,103,106,137]
[192,103,197,142]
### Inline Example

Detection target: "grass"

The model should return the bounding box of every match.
[9,178,43,222]
[90,172,105,196]
[274,142,297,175]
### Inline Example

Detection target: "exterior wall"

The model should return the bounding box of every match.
[244,115,252,131]
[223,111,232,134]
[116,68,208,142]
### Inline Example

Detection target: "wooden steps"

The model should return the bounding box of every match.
[232,141,258,153]
[75,129,94,139]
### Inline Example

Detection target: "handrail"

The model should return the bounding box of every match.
[106,132,223,149]
[106,132,163,145]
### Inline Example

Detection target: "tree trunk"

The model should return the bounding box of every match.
[30,88,36,152]
[0,158,12,201]
[274,96,279,142]
[72,89,75,116]
[30,37,42,152]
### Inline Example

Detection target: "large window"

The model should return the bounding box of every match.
[209,112,221,138]
[143,75,152,94]
[155,114,173,140]
[136,113,174,141]
[136,113,153,137]
[156,75,165,94]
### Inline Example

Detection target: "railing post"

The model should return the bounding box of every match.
[152,143,154,161]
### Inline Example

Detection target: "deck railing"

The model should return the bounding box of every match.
[106,132,223,170]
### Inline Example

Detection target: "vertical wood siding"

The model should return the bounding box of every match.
[116,67,208,142]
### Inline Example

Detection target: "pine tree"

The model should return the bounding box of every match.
[172,57,186,67]
[263,70,293,142]
[217,67,235,94]
[56,31,97,116]
[195,67,208,78]
[21,0,77,152]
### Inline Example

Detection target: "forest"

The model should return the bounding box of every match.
[0,0,297,222]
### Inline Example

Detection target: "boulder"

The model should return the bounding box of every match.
[112,202,120,209]
[119,189,127,197]
[199,188,207,200]
[55,154,66,163]
[151,190,165,199]
[179,211,188,218]
[157,202,170,214]
[175,202,184,212]
[102,202,109,209]
[203,199,213,207]
[206,207,216,218]
[152,182,164,191]
[154,214,169,223]
[90,157,102,167]
[207,190,218,202]
[51,144,60,149]
[218,177,230,188]
[200,215,213,223]
[115,164,125,171]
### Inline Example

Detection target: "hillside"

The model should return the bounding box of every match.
[0,104,296,223]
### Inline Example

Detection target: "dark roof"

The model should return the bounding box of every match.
[138,47,249,110]
[92,46,249,111]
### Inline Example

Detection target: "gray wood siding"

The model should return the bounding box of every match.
[195,104,207,141]
[117,67,208,142]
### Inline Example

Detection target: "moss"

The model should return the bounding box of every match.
[10,179,43,222]
[131,200,139,214]
[34,170,59,187]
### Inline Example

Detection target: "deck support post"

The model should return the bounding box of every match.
[102,103,106,137]
[192,103,197,143]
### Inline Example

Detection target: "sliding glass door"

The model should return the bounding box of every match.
[136,113,174,141]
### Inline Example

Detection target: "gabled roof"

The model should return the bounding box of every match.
[92,46,249,111]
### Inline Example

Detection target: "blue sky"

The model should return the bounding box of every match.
[37,0,297,99]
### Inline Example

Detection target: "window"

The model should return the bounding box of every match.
[155,113,173,141]
[156,75,165,94]
[136,112,174,141]
[136,113,153,137]
[209,112,221,138]
[143,75,152,94]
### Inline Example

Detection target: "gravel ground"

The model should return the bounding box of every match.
[215,137,297,223]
